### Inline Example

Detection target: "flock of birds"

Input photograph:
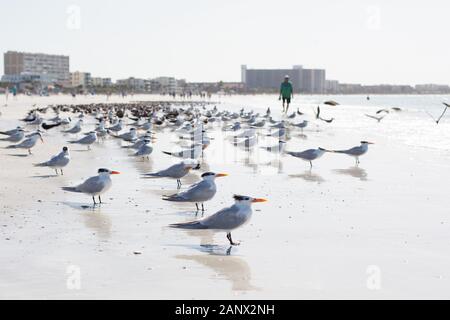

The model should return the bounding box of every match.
[2,99,446,246]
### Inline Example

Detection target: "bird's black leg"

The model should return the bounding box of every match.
[201,203,205,212]
[55,169,58,175]
[61,169,64,175]
[309,161,313,169]
[92,196,97,205]
[98,195,102,204]
[177,179,181,189]
[195,203,199,211]
[28,149,32,155]
[227,233,240,246]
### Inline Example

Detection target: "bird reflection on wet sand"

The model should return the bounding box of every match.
[289,170,325,183]
[333,166,368,181]
[176,235,258,292]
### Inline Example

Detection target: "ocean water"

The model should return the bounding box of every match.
[216,94,450,151]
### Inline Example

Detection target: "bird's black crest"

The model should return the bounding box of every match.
[233,195,250,201]
[201,172,215,178]
[98,168,109,173]
[63,146,68,152]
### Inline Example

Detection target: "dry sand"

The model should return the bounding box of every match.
[1,94,450,299]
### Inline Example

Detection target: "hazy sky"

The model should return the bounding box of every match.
[1,0,449,84]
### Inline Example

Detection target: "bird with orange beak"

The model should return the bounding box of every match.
[163,172,228,211]
[62,168,120,205]
[170,195,267,246]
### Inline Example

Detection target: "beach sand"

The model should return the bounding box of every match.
[1,94,450,299]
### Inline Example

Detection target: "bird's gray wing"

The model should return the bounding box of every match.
[155,163,184,177]
[16,138,34,148]
[45,153,63,166]
[335,146,361,155]
[201,205,248,230]
[77,176,104,194]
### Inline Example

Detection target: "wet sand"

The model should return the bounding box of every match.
[1,94,450,299]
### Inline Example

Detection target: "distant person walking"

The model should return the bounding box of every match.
[279,75,293,114]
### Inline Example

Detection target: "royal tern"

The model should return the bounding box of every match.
[292,120,308,132]
[331,141,374,165]
[62,168,120,205]
[163,172,227,211]
[324,100,339,106]
[142,159,201,188]
[6,132,43,154]
[163,144,203,159]
[134,139,153,159]
[0,129,25,142]
[260,140,286,153]
[68,131,97,150]
[34,146,70,175]
[315,106,334,123]
[42,122,63,130]
[0,126,23,136]
[170,195,267,246]
[365,114,386,123]
[115,127,137,142]
[64,120,83,134]
[286,147,328,168]
[107,119,123,133]
[425,103,449,124]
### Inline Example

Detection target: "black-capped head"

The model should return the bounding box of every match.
[201,172,227,179]
[233,195,267,204]
[97,168,120,175]
[62,146,68,152]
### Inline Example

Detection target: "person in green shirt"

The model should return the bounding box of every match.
[279,75,294,113]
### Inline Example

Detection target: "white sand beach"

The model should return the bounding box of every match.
[1,93,450,299]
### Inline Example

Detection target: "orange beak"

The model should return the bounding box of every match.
[111,171,121,175]
[252,198,268,203]
[216,173,228,177]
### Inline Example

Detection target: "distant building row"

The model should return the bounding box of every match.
[3,51,450,94]
[241,65,327,94]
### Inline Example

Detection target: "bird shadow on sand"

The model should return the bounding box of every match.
[30,174,59,178]
[289,170,325,183]
[61,201,104,211]
[333,167,368,181]
[173,242,260,291]
[7,153,30,157]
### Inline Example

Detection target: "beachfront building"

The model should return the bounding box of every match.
[71,71,92,88]
[116,77,146,92]
[415,84,450,94]
[90,77,112,87]
[241,65,326,93]
[3,51,70,85]
[301,68,326,94]
[241,65,302,92]
[153,77,179,93]
[325,80,340,94]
